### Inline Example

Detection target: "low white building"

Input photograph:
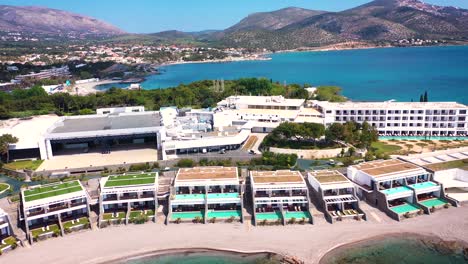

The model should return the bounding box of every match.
[250,170,312,225]
[99,172,159,226]
[0,208,16,253]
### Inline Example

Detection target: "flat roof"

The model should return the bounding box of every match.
[103,173,157,188]
[309,170,350,184]
[351,159,422,178]
[399,147,468,169]
[223,95,305,107]
[313,100,467,110]
[23,181,83,202]
[176,167,238,182]
[251,170,305,184]
[50,112,161,134]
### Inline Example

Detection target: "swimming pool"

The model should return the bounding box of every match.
[207,210,241,219]
[171,211,204,220]
[390,203,421,214]
[284,211,311,220]
[379,136,467,141]
[410,181,438,190]
[207,193,239,199]
[381,186,413,196]
[420,198,448,208]
[174,194,206,200]
[256,211,282,221]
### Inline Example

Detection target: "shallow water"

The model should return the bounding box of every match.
[321,236,467,264]
[125,252,278,264]
[97,46,468,103]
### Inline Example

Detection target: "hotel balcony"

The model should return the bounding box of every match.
[140,192,155,199]
[120,194,138,200]
[103,194,118,201]
[292,191,307,196]
[48,204,69,213]
[255,192,269,198]
[28,209,45,217]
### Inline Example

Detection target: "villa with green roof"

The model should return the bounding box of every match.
[99,172,158,227]
[308,170,366,223]
[168,167,244,224]
[250,170,313,226]
[347,159,448,221]
[20,180,90,243]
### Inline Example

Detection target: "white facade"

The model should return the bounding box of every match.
[313,100,468,136]
[0,208,12,238]
[96,106,145,115]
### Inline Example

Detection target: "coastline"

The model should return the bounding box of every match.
[2,205,467,264]
[157,55,272,68]
[72,80,122,95]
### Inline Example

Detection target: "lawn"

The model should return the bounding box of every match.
[129,210,155,218]
[63,217,89,229]
[425,159,468,171]
[105,173,156,187]
[371,141,402,155]
[23,181,83,202]
[4,160,44,171]
[103,212,126,220]
[0,183,10,193]
[31,224,60,238]
[0,236,17,251]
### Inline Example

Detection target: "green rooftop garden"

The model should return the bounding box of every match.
[24,181,83,202]
[3,160,44,171]
[424,159,468,172]
[0,236,17,251]
[31,224,60,239]
[104,173,156,187]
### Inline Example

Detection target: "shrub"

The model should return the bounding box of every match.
[177,159,196,168]
[210,217,217,224]
[443,203,450,209]
[226,216,235,223]
[175,218,181,224]
[289,217,296,224]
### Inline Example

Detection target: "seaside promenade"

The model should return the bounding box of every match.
[2,204,467,264]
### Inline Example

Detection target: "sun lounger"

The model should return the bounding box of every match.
[72,220,75,224]
[77,218,80,223]
[42,227,45,231]
[46,226,50,231]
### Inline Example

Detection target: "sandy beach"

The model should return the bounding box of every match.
[2,204,468,264]
[71,80,122,95]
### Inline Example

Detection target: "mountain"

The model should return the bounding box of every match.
[219,0,468,49]
[0,5,124,36]
[225,7,326,32]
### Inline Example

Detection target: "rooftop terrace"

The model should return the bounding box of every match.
[176,167,238,181]
[314,101,467,110]
[309,170,350,184]
[251,170,305,185]
[23,181,83,202]
[352,159,423,178]
[103,173,157,188]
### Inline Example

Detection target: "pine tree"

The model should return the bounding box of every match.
[423,91,428,102]
[420,95,424,102]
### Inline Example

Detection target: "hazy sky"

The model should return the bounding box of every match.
[1,0,467,33]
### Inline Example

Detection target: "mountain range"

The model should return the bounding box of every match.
[1,0,467,49]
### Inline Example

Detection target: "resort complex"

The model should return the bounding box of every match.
[168,167,243,224]
[250,170,312,225]
[0,208,17,254]
[99,172,159,226]
[347,159,450,221]
[308,170,366,223]
[20,180,91,243]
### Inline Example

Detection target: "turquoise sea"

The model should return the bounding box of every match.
[97,46,468,104]
[125,252,278,264]
[320,236,468,264]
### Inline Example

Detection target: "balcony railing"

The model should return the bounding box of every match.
[103,196,118,201]
[28,209,45,216]
[48,205,68,212]
[70,201,86,207]
[141,193,155,198]
[120,195,138,200]
[255,193,269,198]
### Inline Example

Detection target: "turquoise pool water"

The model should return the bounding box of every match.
[379,136,468,141]
[207,193,239,199]
[410,181,438,190]
[207,210,241,219]
[256,211,282,221]
[321,235,468,264]
[390,203,420,214]
[420,198,448,208]
[171,211,204,220]
[175,194,206,200]
[284,211,311,219]
[381,186,413,196]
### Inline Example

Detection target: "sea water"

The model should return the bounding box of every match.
[97,46,468,104]
[125,252,278,264]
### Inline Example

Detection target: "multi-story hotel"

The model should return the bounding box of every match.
[0,208,16,253]
[312,101,468,137]
[308,170,366,223]
[168,167,244,224]
[250,170,312,225]
[347,159,451,221]
[98,172,158,226]
[20,180,91,243]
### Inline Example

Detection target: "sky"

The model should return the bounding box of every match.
[1,0,467,33]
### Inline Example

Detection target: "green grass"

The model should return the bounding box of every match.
[129,210,155,218]
[424,159,468,171]
[63,217,89,229]
[23,181,83,202]
[371,141,402,155]
[0,183,10,193]
[31,224,60,238]
[103,212,126,220]
[104,173,156,187]
[4,160,44,171]
[0,236,17,251]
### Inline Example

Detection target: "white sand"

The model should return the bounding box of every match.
[71,80,122,95]
[2,205,468,264]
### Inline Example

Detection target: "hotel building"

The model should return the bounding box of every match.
[250,170,312,225]
[168,167,244,224]
[20,180,91,243]
[0,208,16,253]
[308,170,366,223]
[312,101,468,137]
[347,159,449,221]
[98,172,158,226]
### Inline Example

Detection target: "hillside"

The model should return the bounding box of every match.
[0,5,124,36]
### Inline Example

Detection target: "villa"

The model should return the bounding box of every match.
[250,170,312,225]
[168,167,244,224]
[20,180,91,243]
[308,170,366,223]
[0,208,17,254]
[347,159,450,221]
[98,172,158,227]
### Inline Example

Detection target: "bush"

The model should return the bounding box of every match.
[129,162,151,171]
[177,159,196,168]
